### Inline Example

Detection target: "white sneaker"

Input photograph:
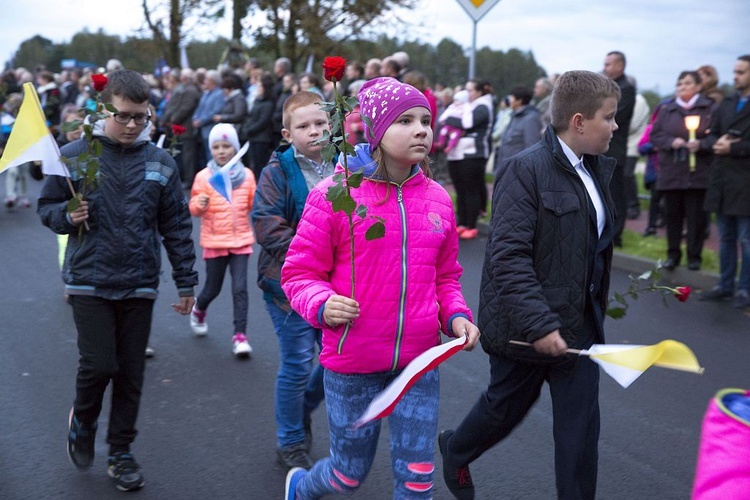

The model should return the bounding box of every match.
[232,333,252,357]
[190,307,208,336]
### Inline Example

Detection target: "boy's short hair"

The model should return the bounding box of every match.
[282,90,325,129]
[100,69,150,104]
[550,71,620,132]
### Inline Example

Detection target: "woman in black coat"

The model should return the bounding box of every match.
[213,73,248,135]
[651,70,717,270]
[241,73,275,181]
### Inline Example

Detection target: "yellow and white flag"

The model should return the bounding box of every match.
[582,340,704,388]
[0,82,68,177]
[510,339,704,388]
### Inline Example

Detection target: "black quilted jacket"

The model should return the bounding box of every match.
[478,127,616,363]
[38,133,198,300]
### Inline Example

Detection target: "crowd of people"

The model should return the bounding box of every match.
[1,48,748,498]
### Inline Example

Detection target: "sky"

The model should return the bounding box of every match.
[2,0,749,94]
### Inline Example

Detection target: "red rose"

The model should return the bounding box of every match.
[674,286,691,302]
[91,74,108,92]
[172,124,186,136]
[322,56,346,82]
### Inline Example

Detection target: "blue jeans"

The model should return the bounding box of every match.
[716,213,750,293]
[295,368,440,499]
[265,300,325,449]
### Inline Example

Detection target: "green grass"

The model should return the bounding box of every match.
[621,228,719,273]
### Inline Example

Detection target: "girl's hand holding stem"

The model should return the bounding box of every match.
[324,294,360,327]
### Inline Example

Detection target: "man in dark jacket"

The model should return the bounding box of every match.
[701,55,750,309]
[162,68,201,186]
[439,71,620,500]
[603,50,636,246]
[38,70,198,492]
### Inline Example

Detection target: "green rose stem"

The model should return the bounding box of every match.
[320,58,384,308]
[606,264,691,319]
[65,178,89,231]
[61,80,113,236]
[331,77,356,300]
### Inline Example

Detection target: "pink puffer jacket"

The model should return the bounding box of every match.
[281,154,472,374]
[692,388,750,499]
[189,167,256,249]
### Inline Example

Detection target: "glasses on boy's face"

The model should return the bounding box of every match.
[111,112,151,125]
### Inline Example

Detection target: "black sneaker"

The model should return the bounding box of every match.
[68,407,97,469]
[439,430,474,500]
[277,443,314,470]
[107,452,145,491]
[700,286,734,301]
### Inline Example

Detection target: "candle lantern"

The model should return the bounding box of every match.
[684,115,701,172]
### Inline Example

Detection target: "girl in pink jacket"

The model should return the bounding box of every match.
[188,124,256,357]
[281,77,480,499]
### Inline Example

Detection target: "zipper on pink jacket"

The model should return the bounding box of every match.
[389,185,408,371]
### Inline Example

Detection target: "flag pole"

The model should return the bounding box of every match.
[508,340,704,374]
[509,340,584,355]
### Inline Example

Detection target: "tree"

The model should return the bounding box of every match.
[232,0,252,42]
[186,38,234,70]
[477,47,545,99]
[13,35,57,72]
[141,0,224,67]
[66,30,124,70]
[641,89,663,113]
[249,0,417,71]
[431,38,469,89]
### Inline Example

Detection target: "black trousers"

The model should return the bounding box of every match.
[624,156,640,212]
[70,296,154,454]
[646,183,663,229]
[249,141,274,182]
[661,189,707,264]
[445,353,600,500]
[610,161,626,245]
[180,134,198,186]
[448,157,486,229]
[196,253,249,334]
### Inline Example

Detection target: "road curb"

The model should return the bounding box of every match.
[476,222,719,292]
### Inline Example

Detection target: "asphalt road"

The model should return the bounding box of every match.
[2,179,749,499]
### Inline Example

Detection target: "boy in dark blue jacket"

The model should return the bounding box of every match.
[38,69,198,492]
[251,91,331,470]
